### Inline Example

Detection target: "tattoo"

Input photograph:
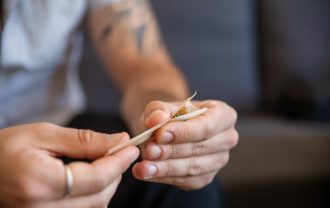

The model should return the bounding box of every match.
[100,26,113,41]
[99,8,131,42]
[95,0,163,56]
[135,24,146,53]
[114,9,131,21]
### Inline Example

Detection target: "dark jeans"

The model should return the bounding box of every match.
[66,113,224,208]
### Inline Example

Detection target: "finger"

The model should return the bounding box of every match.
[40,177,121,208]
[132,152,229,179]
[142,128,238,160]
[141,172,216,191]
[13,144,138,203]
[34,123,130,159]
[154,100,237,144]
[144,101,176,128]
[66,145,139,197]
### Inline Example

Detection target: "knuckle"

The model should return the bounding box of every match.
[187,158,203,176]
[175,125,189,143]
[172,177,187,186]
[214,100,227,110]
[226,105,238,124]
[217,101,237,125]
[160,160,174,176]
[229,129,239,148]
[77,129,95,146]
[168,144,178,159]
[232,108,238,122]
[178,174,216,191]
[203,121,213,139]
[188,184,202,191]
[191,174,214,190]
[205,100,219,108]
[50,161,66,193]
[185,179,204,190]
[203,174,214,187]
[230,108,238,124]
[16,177,38,203]
[192,142,209,156]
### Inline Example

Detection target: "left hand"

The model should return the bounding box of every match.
[132,100,238,190]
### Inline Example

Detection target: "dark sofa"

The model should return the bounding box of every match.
[79,0,330,207]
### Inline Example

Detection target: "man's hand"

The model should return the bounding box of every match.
[0,123,139,208]
[132,100,238,190]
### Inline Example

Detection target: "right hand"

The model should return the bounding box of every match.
[0,123,139,208]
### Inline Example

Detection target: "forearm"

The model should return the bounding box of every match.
[87,0,188,132]
[120,63,188,133]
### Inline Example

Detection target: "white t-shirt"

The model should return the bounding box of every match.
[0,0,116,127]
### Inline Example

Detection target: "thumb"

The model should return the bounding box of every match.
[144,101,178,128]
[34,123,129,159]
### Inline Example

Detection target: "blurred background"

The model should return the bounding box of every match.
[79,0,330,207]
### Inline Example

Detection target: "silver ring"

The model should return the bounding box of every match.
[64,165,73,197]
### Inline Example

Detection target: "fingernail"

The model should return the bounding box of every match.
[120,132,130,142]
[145,109,164,124]
[147,144,161,160]
[145,164,158,178]
[145,109,171,128]
[160,131,174,143]
[147,109,163,119]
[128,147,140,163]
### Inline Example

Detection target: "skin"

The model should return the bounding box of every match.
[0,123,139,208]
[132,100,238,190]
[0,0,238,207]
[88,0,239,191]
